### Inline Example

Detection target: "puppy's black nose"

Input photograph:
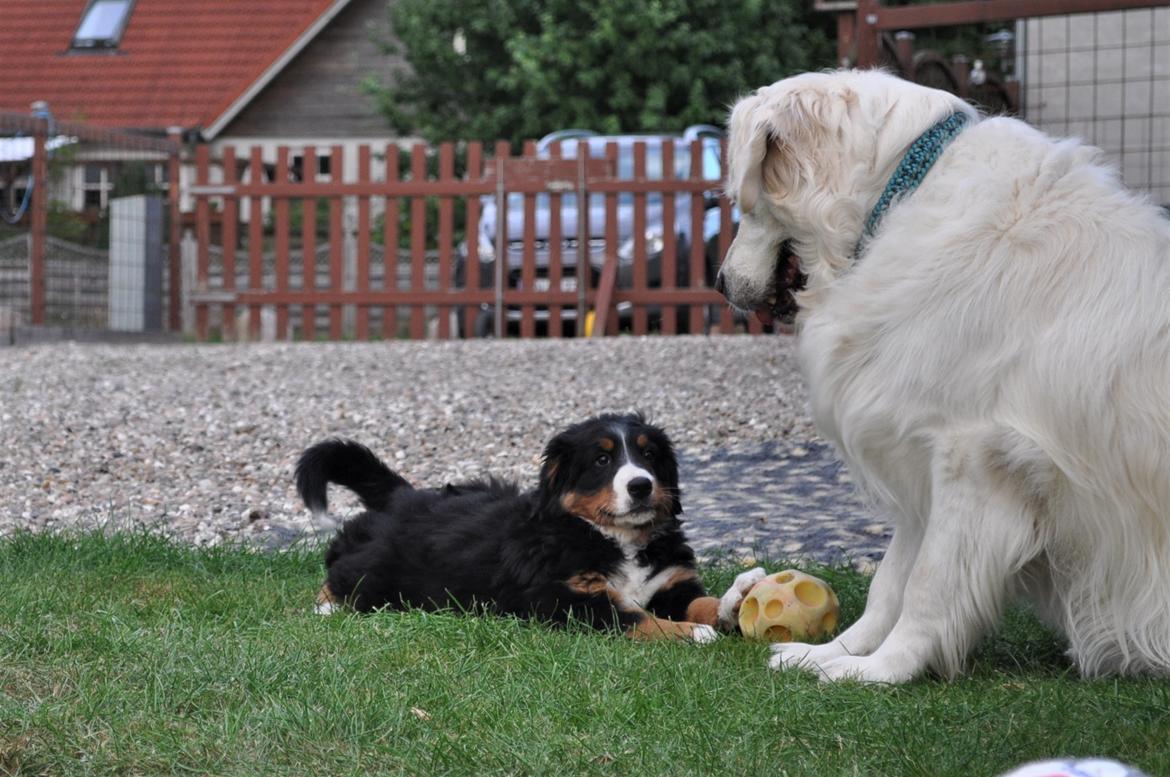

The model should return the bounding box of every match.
[713,272,726,296]
[627,477,653,502]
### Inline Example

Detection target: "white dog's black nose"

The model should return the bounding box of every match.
[714,271,727,297]
[627,477,653,502]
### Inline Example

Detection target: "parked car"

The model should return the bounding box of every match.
[455,125,736,336]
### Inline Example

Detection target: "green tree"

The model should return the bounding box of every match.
[366,0,834,146]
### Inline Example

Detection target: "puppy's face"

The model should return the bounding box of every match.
[539,414,680,532]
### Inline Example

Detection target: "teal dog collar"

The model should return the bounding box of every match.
[857,111,970,256]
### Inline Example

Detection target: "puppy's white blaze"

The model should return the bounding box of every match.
[613,462,654,515]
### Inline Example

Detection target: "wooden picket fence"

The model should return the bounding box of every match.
[185,138,762,341]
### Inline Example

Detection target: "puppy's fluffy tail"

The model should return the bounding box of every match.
[295,439,410,514]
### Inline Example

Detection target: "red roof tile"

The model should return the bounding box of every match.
[0,0,341,133]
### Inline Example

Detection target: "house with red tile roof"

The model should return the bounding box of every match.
[0,0,404,210]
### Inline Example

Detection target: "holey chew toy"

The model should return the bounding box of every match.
[738,569,840,642]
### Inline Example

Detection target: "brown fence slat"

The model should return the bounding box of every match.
[463,141,483,338]
[592,141,621,337]
[632,142,648,335]
[520,140,538,338]
[717,138,735,334]
[409,143,426,339]
[167,128,182,332]
[221,146,238,340]
[493,140,510,338]
[274,146,291,339]
[437,142,454,339]
[248,146,264,339]
[574,142,592,333]
[329,144,344,340]
[384,144,400,339]
[194,144,211,340]
[356,145,371,340]
[660,139,677,335]
[547,141,563,338]
[688,140,706,334]
[302,146,317,341]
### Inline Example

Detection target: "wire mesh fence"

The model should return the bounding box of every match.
[848,1,1170,206]
[0,107,179,345]
[0,113,37,344]
[1019,6,1170,205]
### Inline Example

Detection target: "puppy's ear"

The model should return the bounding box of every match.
[536,433,572,515]
[644,430,683,518]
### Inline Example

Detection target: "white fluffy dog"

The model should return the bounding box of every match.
[716,69,1170,683]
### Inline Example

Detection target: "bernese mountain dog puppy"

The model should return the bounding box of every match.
[296,413,764,642]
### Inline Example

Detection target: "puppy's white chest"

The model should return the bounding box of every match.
[595,528,675,607]
[611,555,672,608]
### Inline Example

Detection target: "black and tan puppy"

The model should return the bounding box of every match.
[296,413,763,641]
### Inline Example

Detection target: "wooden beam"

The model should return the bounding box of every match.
[28,112,47,325]
[868,0,1170,30]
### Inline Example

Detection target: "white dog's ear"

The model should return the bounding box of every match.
[728,82,857,209]
[727,93,770,213]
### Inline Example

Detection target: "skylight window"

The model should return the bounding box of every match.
[72,0,134,50]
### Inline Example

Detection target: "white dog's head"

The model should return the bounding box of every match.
[716,70,975,324]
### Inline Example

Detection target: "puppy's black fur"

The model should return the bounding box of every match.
[296,413,724,639]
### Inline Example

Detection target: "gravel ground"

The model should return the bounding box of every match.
[0,336,886,564]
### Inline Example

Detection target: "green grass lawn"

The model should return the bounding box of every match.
[1,532,1167,776]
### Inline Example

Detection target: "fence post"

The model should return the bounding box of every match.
[493,142,508,338]
[167,127,183,331]
[855,0,881,69]
[836,9,856,68]
[28,101,49,326]
[576,150,589,329]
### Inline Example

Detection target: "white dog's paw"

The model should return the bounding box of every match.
[812,655,914,685]
[690,624,719,644]
[718,566,767,630]
[767,640,846,672]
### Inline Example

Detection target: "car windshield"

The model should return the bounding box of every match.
[506,137,721,211]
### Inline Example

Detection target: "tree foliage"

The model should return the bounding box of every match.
[366,0,834,146]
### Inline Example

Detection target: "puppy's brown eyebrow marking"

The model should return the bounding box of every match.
[598,438,615,452]
[636,434,649,448]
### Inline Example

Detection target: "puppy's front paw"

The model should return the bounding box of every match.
[315,584,339,616]
[690,624,719,644]
[718,566,767,630]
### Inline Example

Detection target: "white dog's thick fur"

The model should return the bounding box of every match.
[718,70,1170,683]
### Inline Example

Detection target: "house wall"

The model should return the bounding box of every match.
[1019,7,1170,204]
[220,0,404,139]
